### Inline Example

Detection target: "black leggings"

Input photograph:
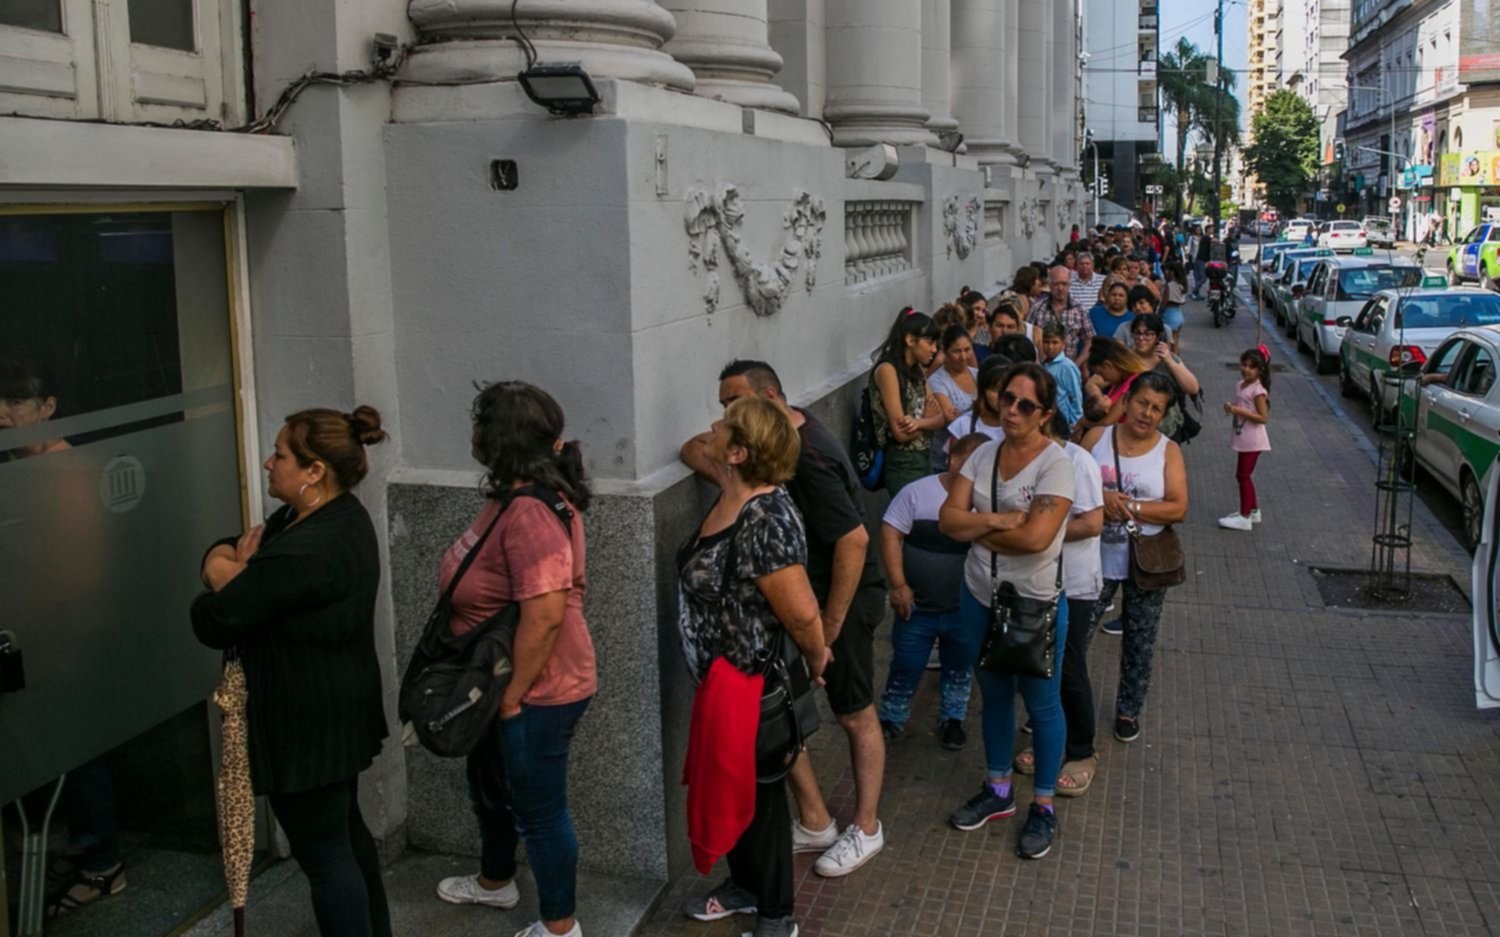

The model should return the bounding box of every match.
[267,777,392,937]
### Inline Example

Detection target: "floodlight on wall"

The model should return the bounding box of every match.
[518,63,600,116]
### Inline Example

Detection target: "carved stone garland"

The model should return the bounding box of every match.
[1019,197,1039,238]
[943,195,982,260]
[684,185,827,317]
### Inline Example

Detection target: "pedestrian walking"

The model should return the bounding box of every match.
[870,308,944,496]
[1082,373,1189,743]
[928,324,980,471]
[1160,261,1188,350]
[876,432,991,749]
[433,382,596,937]
[678,396,829,937]
[680,361,889,881]
[1012,411,1104,796]
[1219,346,1272,531]
[191,406,393,937]
[940,363,1076,859]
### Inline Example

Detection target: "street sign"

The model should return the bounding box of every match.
[1144,184,1164,195]
[1388,196,1402,212]
[1336,203,1346,213]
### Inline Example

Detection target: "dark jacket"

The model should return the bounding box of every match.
[191,493,387,795]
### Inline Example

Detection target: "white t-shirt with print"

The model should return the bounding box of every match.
[1061,441,1104,600]
[959,440,1076,604]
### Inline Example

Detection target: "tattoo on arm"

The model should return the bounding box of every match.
[1033,495,1058,511]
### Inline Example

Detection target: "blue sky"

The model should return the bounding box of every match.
[1159,0,1250,158]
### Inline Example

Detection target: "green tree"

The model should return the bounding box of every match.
[1159,38,1212,173]
[1196,81,1241,185]
[1242,89,1319,214]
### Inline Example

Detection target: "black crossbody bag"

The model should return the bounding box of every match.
[977,443,1063,679]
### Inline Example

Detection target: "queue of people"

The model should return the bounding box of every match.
[125,222,1267,937]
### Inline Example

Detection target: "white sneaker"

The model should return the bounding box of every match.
[1218,513,1253,531]
[791,818,838,854]
[437,874,519,909]
[813,822,884,878]
[926,647,941,671]
[1249,509,1263,524]
[513,922,581,937]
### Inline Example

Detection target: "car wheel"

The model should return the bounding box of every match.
[1339,359,1357,397]
[1296,323,1310,353]
[1463,470,1484,551]
[1484,268,1498,292]
[1315,342,1336,375]
[1285,311,1299,338]
[1369,378,1385,426]
[1449,262,1462,287]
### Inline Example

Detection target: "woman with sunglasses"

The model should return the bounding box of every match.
[939,364,1075,860]
[1081,373,1189,744]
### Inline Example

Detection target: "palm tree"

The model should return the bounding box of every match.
[1159,38,1212,173]
[1195,75,1241,186]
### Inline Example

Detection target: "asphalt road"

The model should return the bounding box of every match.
[1237,242,1471,550]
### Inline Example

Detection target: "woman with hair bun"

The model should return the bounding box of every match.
[433,381,595,937]
[192,405,393,937]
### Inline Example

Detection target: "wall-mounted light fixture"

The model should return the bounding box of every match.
[518,63,601,116]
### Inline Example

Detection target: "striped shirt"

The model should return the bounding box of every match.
[1070,271,1104,311]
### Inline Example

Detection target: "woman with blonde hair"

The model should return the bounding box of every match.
[1075,338,1152,437]
[678,395,829,937]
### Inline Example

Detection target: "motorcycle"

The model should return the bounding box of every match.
[1205,260,1235,328]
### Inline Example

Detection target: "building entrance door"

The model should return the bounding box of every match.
[0,204,257,936]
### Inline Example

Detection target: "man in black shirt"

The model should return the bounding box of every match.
[681,360,888,880]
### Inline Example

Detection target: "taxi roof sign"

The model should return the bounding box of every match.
[1421,274,1448,288]
[1315,248,1335,256]
[1352,246,1374,256]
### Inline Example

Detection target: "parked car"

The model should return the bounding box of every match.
[1338,287,1500,423]
[1250,242,1297,296]
[1318,220,1369,251]
[1471,446,1500,706]
[1267,251,1333,332]
[1296,257,1422,374]
[1446,222,1500,290]
[1396,325,1500,548]
[1363,216,1395,248]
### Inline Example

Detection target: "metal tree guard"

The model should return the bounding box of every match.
[1368,249,1426,601]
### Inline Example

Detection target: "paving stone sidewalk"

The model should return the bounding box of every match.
[641,296,1500,937]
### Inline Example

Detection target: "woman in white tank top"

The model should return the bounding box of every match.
[1081,371,1188,746]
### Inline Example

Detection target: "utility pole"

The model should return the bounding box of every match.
[1210,0,1225,236]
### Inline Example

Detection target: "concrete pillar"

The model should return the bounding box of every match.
[404,0,696,91]
[950,0,1014,166]
[1051,0,1076,172]
[768,0,826,118]
[823,0,937,147]
[921,0,958,134]
[1016,0,1053,171]
[661,0,801,113]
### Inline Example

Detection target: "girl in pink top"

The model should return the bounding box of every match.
[1220,346,1272,531]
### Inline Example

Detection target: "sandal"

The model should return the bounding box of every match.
[1013,748,1036,776]
[1056,756,1098,798]
[45,863,126,919]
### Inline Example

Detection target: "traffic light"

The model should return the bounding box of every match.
[1333,139,1346,162]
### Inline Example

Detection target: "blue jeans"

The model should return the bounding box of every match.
[466,697,591,921]
[877,607,979,727]
[960,586,1068,798]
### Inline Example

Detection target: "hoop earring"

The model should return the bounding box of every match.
[297,482,323,510]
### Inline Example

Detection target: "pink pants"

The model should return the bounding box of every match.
[1236,451,1261,516]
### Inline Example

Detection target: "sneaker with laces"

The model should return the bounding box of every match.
[685,880,756,921]
[1016,804,1057,859]
[1100,618,1123,636]
[744,916,799,937]
[939,718,967,750]
[949,784,1016,831]
[513,921,581,937]
[437,874,519,909]
[791,818,838,854]
[1218,512,1253,531]
[1249,508,1263,524]
[1114,714,1141,742]
[814,823,884,878]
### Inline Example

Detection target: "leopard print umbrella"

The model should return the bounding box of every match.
[211,658,253,936]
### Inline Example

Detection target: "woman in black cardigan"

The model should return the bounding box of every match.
[192,405,391,937]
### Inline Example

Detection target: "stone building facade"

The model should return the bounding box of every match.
[0,0,1082,926]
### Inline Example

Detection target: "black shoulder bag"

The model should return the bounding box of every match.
[398,486,574,758]
[977,443,1063,679]
[697,512,819,783]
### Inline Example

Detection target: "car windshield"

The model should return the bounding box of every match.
[1395,294,1500,330]
[1336,267,1421,300]
[1332,222,1360,231]
[1366,220,1392,231]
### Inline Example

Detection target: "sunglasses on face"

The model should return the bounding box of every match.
[999,391,1044,417]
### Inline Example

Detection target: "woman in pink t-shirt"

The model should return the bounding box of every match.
[1219,347,1272,531]
[432,382,595,937]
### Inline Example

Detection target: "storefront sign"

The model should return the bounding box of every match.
[1438,151,1500,186]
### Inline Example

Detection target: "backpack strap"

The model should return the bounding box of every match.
[445,485,574,600]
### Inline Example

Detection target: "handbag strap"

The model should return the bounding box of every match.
[444,486,573,603]
[989,441,1065,593]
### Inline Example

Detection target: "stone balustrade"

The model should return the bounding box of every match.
[844,201,917,285]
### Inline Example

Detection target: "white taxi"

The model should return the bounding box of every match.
[1317,220,1369,251]
[1296,257,1422,374]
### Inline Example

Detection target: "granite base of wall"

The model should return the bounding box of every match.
[383,366,874,889]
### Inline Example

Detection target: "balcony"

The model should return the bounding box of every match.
[1139,12,1158,30]
[1139,106,1159,124]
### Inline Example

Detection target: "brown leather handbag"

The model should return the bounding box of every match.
[1111,428,1186,590]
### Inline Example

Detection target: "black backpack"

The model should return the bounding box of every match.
[1171,388,1205,446]
[851,383,885,491]
[398,485,573,757]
